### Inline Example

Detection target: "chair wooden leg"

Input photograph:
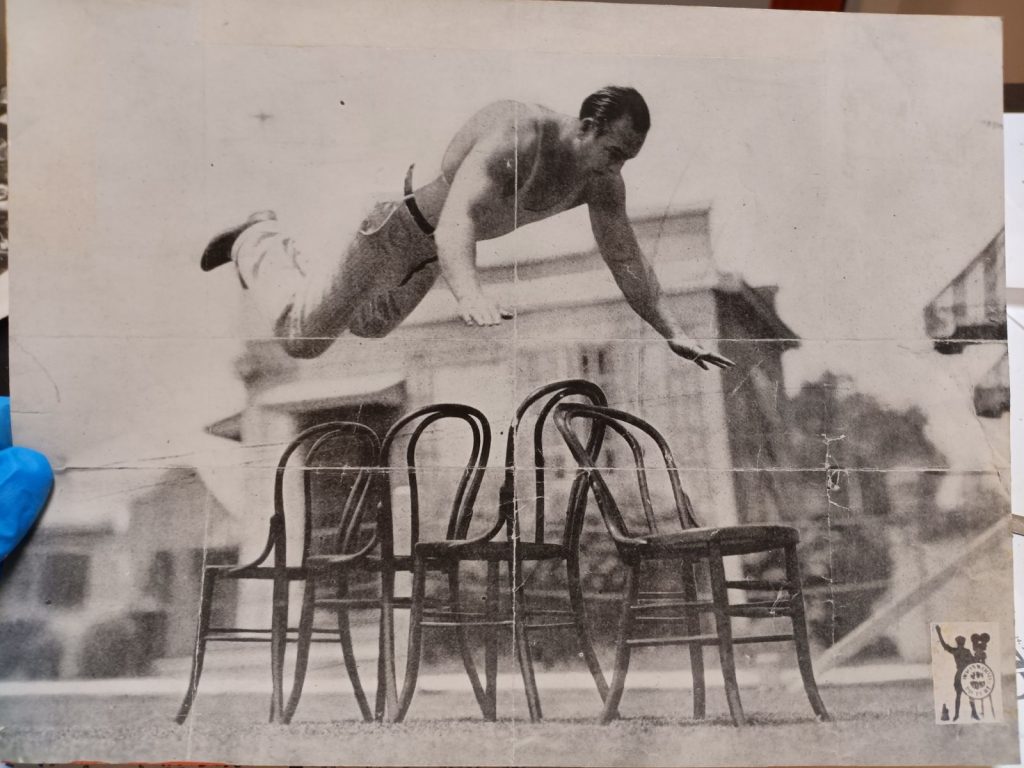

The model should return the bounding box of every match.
[708,547,746,726]
[269,573,289,724]
[448,567,489,714]
[282,576,317,724]
[483,561,500,721]
[510,558,542,722]
[374,588,388,723]
[175,569,217,724]
[681,559,706,721]
[601,563,640,724]
[784,544,831,722]
[335,573,374,723]
[395,558,427,723]
[378,566,401,721]
[567,554,609,701]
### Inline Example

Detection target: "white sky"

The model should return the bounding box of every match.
[8,0,1007,471]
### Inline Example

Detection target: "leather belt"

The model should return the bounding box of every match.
[404,164,436,237]
[398,164,439,286]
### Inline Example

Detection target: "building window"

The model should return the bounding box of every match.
[579,346,610,378]
[603,446,617,468]
[189,547,239,629]
[37,553,89,608]
[0,549,38,603]
[144,551,175,605]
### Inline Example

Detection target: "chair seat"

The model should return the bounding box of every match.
[307,553,413,572]
[207,563,306,580]
[637,524,799,556]
[415,540,567,562]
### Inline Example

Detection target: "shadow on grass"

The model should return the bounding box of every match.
[539,708,915,727]
[538,714,829,727]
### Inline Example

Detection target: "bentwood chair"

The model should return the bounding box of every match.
[176,421,379,725]
[554,403,830,726]
[375,403,493,723]
[280,421,387,724]
[381,381,612,722]
[486,379,611,719]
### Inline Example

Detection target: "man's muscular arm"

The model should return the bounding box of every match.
[433,127,518,327]
[588,175,734,370]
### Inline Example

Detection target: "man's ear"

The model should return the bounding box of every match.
[579,117,598,137]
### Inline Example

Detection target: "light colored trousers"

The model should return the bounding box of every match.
[233,199,440,358]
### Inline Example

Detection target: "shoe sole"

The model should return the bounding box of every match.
[200,211,276,272]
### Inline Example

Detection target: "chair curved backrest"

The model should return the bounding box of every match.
[553,404,701,549]
[377,403,491,559]
[271,421,381,570]
[499,379,607,548]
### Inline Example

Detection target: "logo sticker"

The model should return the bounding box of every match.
[931,622,1001,724]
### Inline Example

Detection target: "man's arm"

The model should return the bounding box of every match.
[433,130,517,327]
[587,175,733,370]
[935,626,954,653]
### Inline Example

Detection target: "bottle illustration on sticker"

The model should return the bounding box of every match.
[931,622,1001,724]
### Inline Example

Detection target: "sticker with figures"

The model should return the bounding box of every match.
[1017,638,1024,701]
[930,622,1001,724]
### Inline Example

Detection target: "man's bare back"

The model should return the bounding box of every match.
[413,101,632,241]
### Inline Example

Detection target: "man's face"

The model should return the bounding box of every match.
[580,115,646,175]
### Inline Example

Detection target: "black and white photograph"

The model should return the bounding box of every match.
[0,0,1015,764]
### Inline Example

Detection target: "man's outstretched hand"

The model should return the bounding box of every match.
[0,396,53,560]
[456,293,513,327]
[667,338,735,370]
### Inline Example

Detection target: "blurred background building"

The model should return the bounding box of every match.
[3,207,1005,679]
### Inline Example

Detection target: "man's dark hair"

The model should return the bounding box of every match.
[580,86,651,134]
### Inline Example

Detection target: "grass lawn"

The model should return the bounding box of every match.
[1,678,1018,765]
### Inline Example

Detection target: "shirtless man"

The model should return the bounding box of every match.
[201,86,734,371]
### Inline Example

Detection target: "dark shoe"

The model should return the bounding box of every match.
[200,210,276,272]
